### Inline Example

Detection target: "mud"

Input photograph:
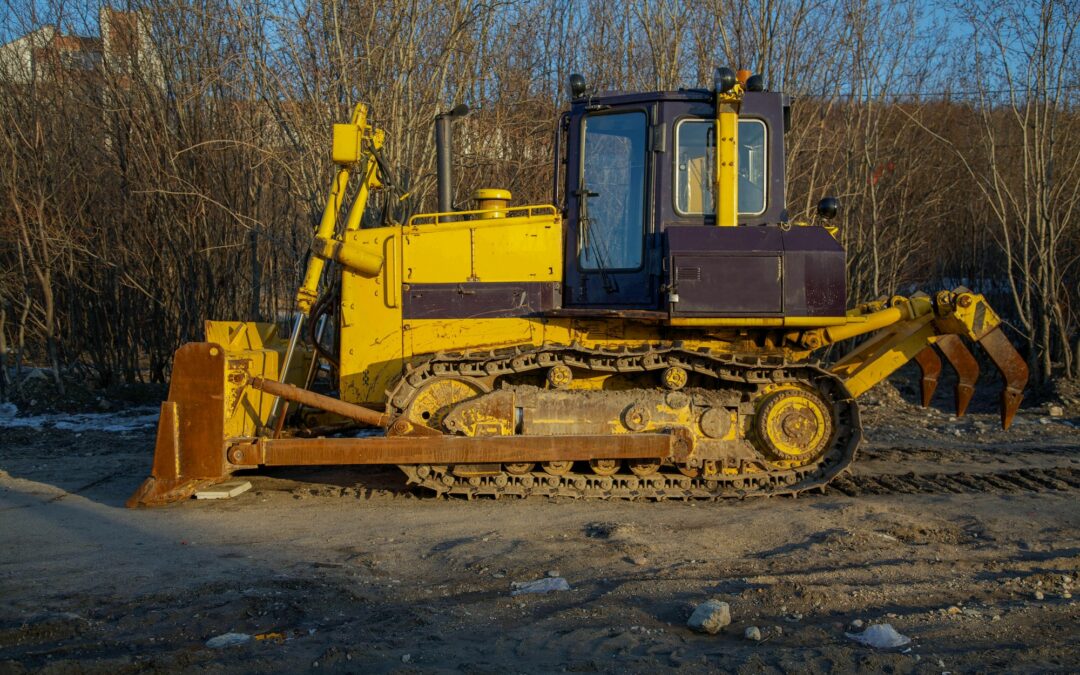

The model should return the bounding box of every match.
[2,377,1079,673]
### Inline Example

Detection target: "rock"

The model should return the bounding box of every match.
[848,619,865,631]
[1063,592,1072,599]
[546,570,560,578]
[401,654,411,663]
[511,577,570,596]
[1062,576,1073,584]
[687,600,731,634]
[744,626,762,641]
[1049,405,1064,417]
[947,605,961,615]
[205,632,252,648]
[991,615,1001,621]
[631,555,648,566]
[1035,591,1045,600]
[845,623,911,649]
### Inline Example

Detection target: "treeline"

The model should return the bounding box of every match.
[1,0,1077,396]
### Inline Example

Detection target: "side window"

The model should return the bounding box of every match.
[580,112,647,270]
[738,120,767,215]
[674,119,767,216]
[675,120,713,214]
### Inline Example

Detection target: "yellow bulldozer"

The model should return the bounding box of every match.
[128,69,1028,507]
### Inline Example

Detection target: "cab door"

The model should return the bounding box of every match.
[563,109,657,308]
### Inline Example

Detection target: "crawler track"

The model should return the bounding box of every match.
[388,343,862,500]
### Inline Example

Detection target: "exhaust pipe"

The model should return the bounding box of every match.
[435,104,470,215]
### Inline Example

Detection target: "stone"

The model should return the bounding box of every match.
[195,480,253,500]
[1049,405,1064,417]
[631,555,648,566]
[1035,591,1045,600]
[744,626,762,641]
[546,570,560,578]
[848,619,865,631]
[687,600,731,634]
[401,654,411,663]
[947,606,961,615]
[1063,592,1072,599]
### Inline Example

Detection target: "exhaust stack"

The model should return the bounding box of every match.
[435,104,470,214]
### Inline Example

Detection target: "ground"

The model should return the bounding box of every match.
[1,371,1078,673]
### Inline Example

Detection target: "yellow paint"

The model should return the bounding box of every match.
[714,87,743,227]
[831,314,938,397]
[298,104,385,315]
[311,236,384,276]
[756,385,829,459]
[669,316,853,328]
[401,207,561,284]
[338,228,404,406]
[204,321,311,437]
[473,188,512,217]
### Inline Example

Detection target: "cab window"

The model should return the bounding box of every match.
[674,119,767,216]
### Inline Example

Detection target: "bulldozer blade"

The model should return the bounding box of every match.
[127,343,230,507]
[913,346,942,407]
[978,327,1029,430]
[935,334,979,417]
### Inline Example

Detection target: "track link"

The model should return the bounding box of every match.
[387,343,862,500]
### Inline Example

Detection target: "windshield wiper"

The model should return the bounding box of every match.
[576,187,619,294]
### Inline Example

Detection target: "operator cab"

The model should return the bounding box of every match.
[556,74,845,318]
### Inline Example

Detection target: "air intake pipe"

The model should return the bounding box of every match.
[435,103,470,214]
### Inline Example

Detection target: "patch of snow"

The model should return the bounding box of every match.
[846,623,911,649]
[0,405,159,433]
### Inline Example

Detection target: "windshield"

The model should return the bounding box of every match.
[675,119,767,216]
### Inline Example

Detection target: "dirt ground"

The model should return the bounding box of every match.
[1,373,1079,673]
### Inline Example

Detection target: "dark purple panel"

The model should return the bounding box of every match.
[662,225,846,317]
[403,282,561,319]
[781,227,847,316]
[666,225,783,253]
[672,254,782,314]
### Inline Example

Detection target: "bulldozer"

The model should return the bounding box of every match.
[128,68,1029,507]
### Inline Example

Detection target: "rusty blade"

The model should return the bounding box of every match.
[127,343,230,508]
[913,346,942,407]
[978,327,1029,430]
[936,334,979,417]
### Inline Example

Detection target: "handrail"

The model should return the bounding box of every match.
[407,204,559,227]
